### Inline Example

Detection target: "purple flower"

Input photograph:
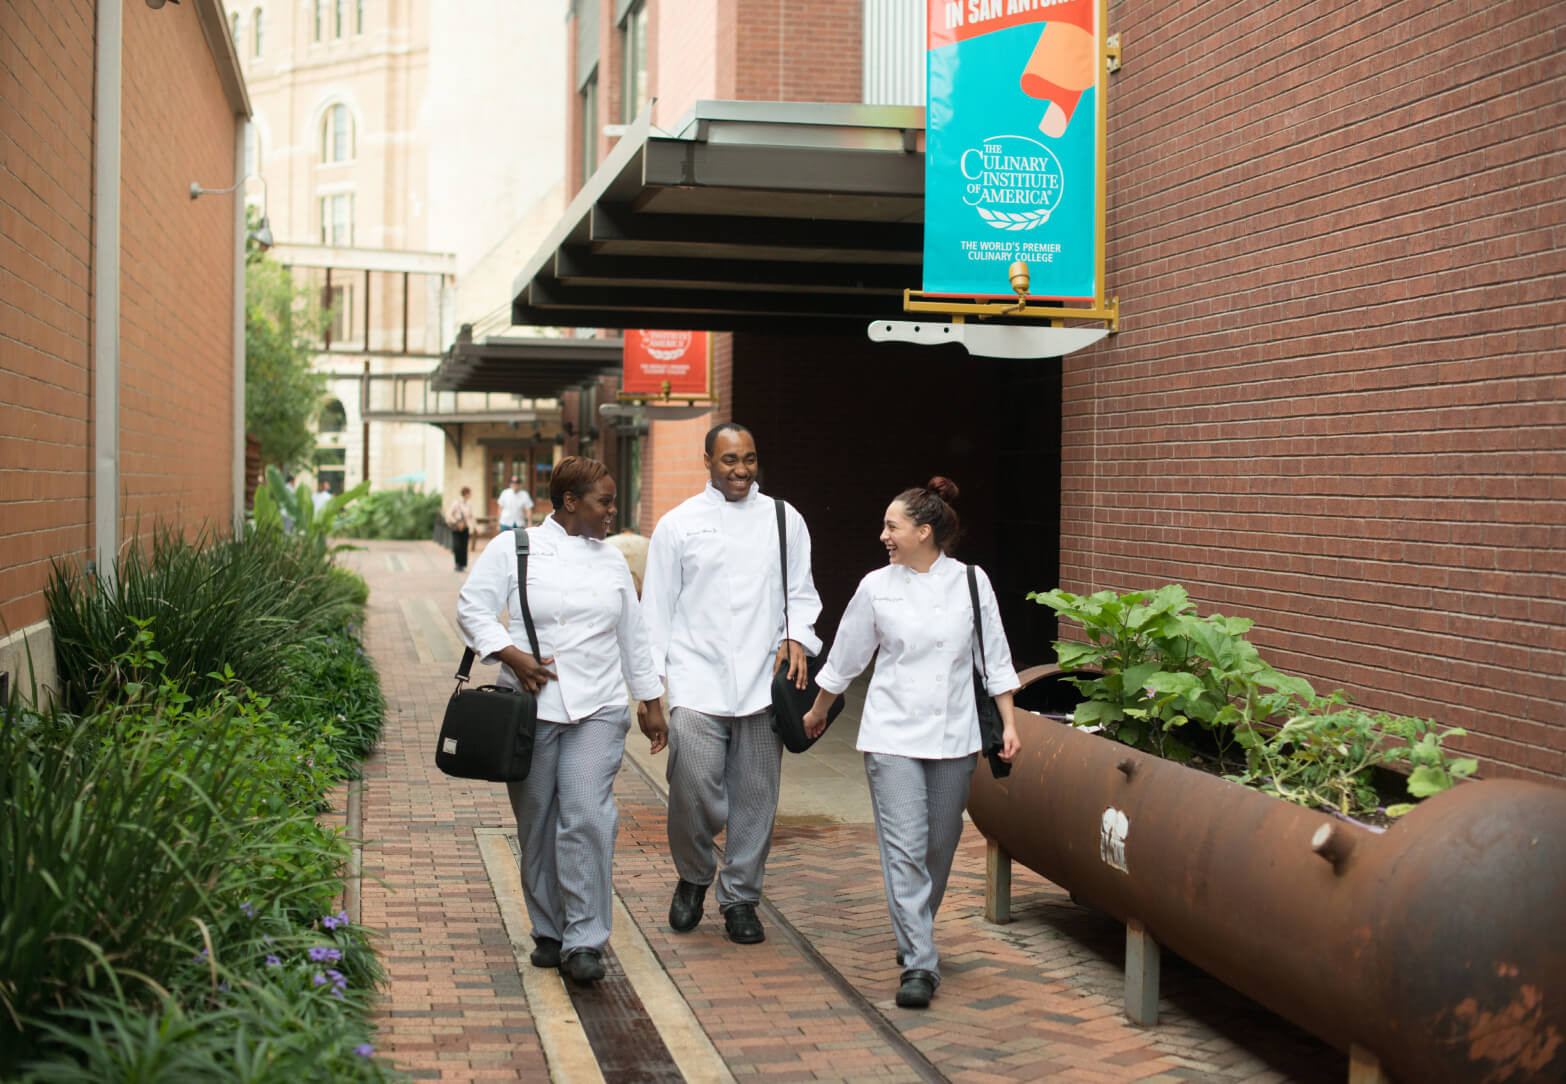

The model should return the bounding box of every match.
[308,946,343,963]
[321,916,339,931]
[312,973,327,987]
[240,901,257,918]
[331,988,345,999]
[336,910,349,925]
[265,955,281,967]
[355,1044,374,1057]
[326,968,346,989]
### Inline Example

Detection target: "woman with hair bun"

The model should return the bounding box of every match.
[801,476,1020,1009]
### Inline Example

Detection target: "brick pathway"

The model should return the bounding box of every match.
[346,539,1344,1082]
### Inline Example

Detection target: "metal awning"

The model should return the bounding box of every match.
[430,328,623,396]
[510,101,926,334]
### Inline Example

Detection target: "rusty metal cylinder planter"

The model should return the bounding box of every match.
[968,699,1566,1083]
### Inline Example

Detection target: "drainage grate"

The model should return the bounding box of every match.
[564,948,685,1084]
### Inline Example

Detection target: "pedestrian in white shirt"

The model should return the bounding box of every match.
[456,457,668,985]
[639,423,823,945]
[496,475,534,530]
[801,476,1021,1009]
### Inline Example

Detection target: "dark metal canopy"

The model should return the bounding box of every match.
[430,327,623,395]
[510,101,927,334]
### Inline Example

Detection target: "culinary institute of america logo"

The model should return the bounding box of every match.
[635,330,694,362]
[960,133,1065,231]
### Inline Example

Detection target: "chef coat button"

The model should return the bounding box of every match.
[936,640,944,647]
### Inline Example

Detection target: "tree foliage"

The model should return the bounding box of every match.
[245,222,332,475]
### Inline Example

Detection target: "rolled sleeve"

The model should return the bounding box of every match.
[456,539,518,664]
[815,579,877,694]
[616,562,665,703]
[974,568,1021,696]
[782,504,825,656]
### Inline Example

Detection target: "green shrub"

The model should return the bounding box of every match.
[334,488,443,540]
[47,526,362,715]
[0,637,382,1076]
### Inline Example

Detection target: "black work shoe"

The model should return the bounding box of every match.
[723,903,765,944]
[669,879,708,933]
[561,949,605,984]
[896,969,937,1009]
[529,937,562,969]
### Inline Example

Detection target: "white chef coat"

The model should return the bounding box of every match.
[640,482,824,718]
[816,555,1020,759]
[497,486,534,528]
[456,515,662,723]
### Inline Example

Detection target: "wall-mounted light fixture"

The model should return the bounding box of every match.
[190,174,272,250]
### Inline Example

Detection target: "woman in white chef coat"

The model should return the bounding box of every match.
[801,476,1020,1009]
[457,456,668,985]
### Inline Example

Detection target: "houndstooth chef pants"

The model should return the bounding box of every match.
[863,751,977,980]
[506,705,631,956]
[665,706,781,911]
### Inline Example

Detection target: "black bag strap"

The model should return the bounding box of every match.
[455,528,542,685]
[968,564,989,687]
[775,498,791,643]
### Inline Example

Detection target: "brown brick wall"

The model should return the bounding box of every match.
[735,0,862,103]
[0,2,239,635]
[1061,0,1565,780]
[119,2,238,538]
[0,1,97,631]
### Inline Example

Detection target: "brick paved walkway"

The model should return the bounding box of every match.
[345,539,1345,1082]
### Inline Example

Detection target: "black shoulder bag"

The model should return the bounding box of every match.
[968,564,1012,779]
[436,528,542,782]
[769,499,845,753]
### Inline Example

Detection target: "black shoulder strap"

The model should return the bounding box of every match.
[968,564,989,681]
[515,528,542,659]
[454,528,542,685]
[776,498,790,641]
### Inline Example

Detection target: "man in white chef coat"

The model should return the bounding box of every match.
[639,423,822,944]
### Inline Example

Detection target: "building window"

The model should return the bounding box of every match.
[322,105,354,162]
[319,399,348,433]
[314,0,324,41]
[357,0,365,33]
[252,7,264,57]
[324,283,354,341]
[335,0,345,37]
[620,0,648,125]
[580,71,598,181]
[320,194,354,246]
[230,12,240,45]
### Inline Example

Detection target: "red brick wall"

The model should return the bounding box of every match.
[120,2,238,539]
[0,2,238,634]
[0,1,97,631]
[1061,0,1565,780]
[735,0,862,102]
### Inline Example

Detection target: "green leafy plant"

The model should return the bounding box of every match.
[252,464,368,545]
[1028,585,1311,762]
[1032,584,1479,818]
[334,487,444,540]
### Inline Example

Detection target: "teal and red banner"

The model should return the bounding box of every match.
[924,0,1102,299]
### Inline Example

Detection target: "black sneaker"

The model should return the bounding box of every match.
[561,948,605,984]
[529,937,561,968]
[896,969,937,1009]
[723,902,765,944]
[669,879,708,933]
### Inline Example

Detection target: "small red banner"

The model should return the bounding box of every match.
[621,330,712,398]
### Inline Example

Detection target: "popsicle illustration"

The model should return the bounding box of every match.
[1020,0,1096,138]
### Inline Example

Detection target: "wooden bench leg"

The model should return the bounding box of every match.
[985,837,1011,924]
[1124,918,1160,1026]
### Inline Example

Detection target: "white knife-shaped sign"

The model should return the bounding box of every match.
[867,320,1108,359]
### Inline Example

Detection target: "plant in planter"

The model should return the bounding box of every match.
[1028,584,1476,818]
